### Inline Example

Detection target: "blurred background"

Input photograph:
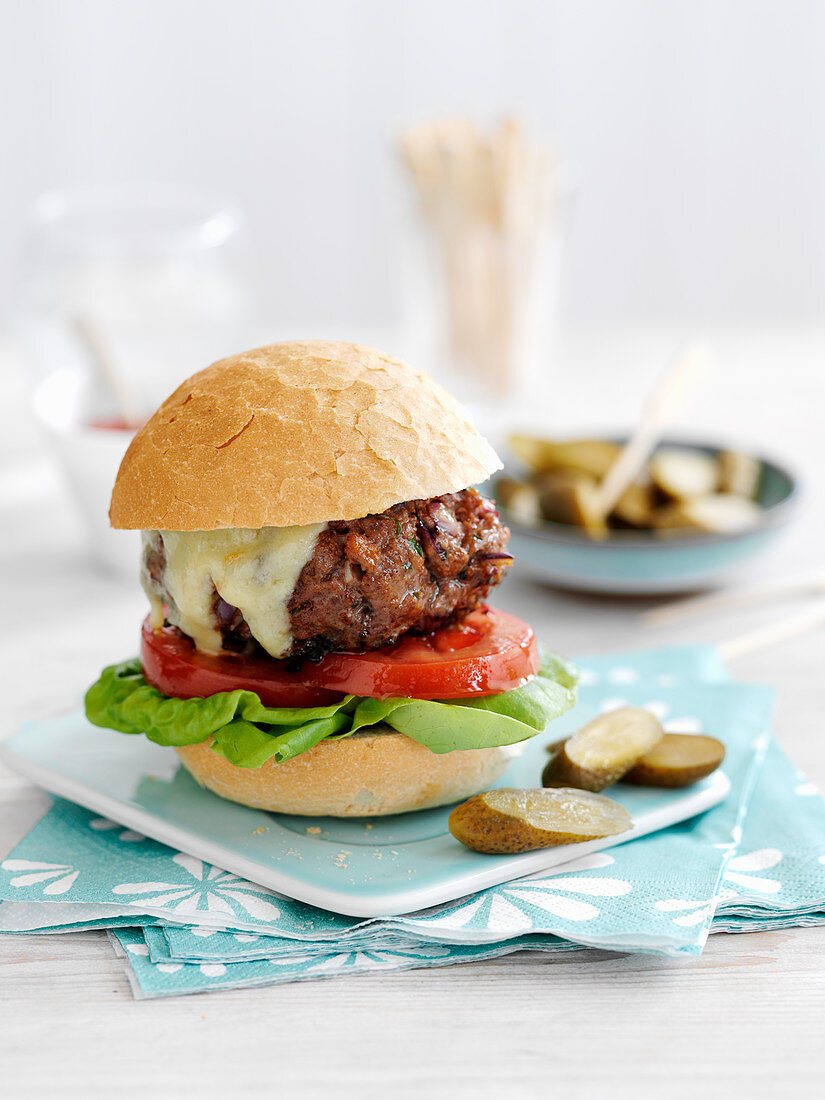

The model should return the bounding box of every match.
[3,0,825,330]
[0,0,823,665]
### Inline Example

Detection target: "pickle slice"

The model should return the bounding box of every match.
[448,787,633,854]
[718,450,761,498]
[654,493,762,535]
[610,481,656,529]
[650,448,719,500]
[536,470,607,538]
[542,706,664,792]
[624,733,725,788]
[495,476,542,525]
[508,435,621,479]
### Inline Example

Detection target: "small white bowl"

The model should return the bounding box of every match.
[33,369,141,578]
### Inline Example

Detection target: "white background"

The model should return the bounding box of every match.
[1,0,825,331]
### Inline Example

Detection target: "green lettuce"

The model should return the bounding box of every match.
[84,650,578,770]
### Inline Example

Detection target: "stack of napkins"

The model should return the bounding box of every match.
[2,645,824,998]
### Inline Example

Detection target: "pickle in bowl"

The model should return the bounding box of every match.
[498,433,771,540]
[493,431,796,594]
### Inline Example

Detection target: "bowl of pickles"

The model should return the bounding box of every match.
[489,435,799,593]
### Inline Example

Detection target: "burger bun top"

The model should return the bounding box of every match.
[110,341,501,531]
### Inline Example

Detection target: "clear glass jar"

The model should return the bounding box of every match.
[17,183,248,578]
[398,150,576,424]
[18,182,247,419]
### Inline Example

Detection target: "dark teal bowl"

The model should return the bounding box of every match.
[485,439,800,594]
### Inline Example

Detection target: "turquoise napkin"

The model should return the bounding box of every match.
[0,673,768,954]
[104,731,825,997]
[713,737,825,928]
[2,644,823,997]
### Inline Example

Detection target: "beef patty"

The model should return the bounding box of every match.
[144,489,512,660]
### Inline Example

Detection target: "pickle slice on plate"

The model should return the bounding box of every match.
[542,706,664,791]
[624,733,725,788]
[448,788,633,854]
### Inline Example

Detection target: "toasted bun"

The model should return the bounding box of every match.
[110,341,501,530]
[175,729,517,816]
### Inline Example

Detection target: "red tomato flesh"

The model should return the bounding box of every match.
[140,607,538,705]
[140,621,340,708]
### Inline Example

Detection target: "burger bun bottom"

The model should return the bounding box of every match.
[175,727,518,817]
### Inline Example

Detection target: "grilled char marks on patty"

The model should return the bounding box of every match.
[286,489,511,657]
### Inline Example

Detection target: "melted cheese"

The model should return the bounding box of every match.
[145,524,326,658]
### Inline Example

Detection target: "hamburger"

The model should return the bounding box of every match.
[85,341,577,816]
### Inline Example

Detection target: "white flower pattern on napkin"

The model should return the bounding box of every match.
[1,859,79,895]
[414,854,631,930]
[89,817,146,842]
[125,942,226,976]
[656,848,785,926]
[111,852,282,920]
[654,898,715,926]
[796,781,819,797]
[607,667,639,685]
[268,944,453,974]
[723,848,783,894]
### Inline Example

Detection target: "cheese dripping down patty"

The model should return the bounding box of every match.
[141,524,327,658]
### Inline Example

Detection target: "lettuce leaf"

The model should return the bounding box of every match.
[84,650,578,769]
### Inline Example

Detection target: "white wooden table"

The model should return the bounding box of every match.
[2,326,824,1098]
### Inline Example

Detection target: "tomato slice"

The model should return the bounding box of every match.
[140,607,538,705]
[140,623,342,709]
[309,608,539,699]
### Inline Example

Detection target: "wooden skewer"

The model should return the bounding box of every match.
[73,315,143,429]
[717,600,825,661]
[641,571,825,627]
[592,341,711,518]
